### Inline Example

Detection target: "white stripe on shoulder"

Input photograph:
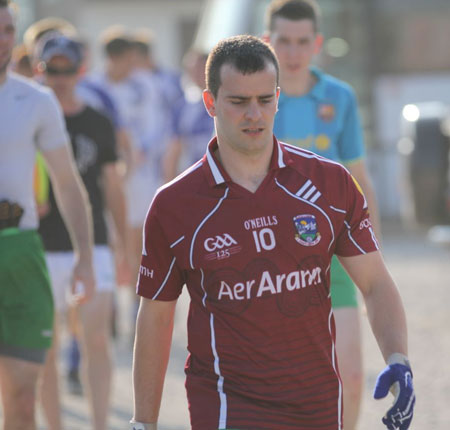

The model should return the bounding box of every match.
[303,185,317,199]
[330,205,346,214]
[296,179,312,196]
[310,191,322,203]
[282,142,348,171]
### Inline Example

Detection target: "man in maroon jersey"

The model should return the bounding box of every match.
[130,35,414,430]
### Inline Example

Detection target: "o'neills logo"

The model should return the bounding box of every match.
[217,267,322,301]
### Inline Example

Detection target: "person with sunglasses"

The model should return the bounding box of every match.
[35,34,127,430]
[0,2,95,429]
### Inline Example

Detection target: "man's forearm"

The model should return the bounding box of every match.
[103,165,128,250]
[363,275,408,361]
[133,298,176,423]
[53,174,93,259]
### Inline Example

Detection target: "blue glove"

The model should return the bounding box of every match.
[373,357,415,430]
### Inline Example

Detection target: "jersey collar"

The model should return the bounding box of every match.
[203,136,291,187]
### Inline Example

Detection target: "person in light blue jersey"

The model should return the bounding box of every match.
[274,67,365,163]
[265,1,381,429]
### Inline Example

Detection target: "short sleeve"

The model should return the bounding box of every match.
[337,88,365,164]
[137,201,185,300]
[35,89,70,152]
[334,171,379,256]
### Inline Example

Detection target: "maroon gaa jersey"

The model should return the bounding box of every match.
[137,137,379,430]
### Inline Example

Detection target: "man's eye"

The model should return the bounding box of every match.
[230,100,244,105]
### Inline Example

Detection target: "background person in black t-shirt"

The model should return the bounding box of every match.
[36,34,128,430]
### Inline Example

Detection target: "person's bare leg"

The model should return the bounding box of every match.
[129,225,144,336]
[334,307,363,430]
[0,355,41,430]
[39,313,63,430]
[78,291,113,430]
[129,225,143,286]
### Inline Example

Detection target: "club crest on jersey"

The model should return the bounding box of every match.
[293,215,321,246]
[318,103,335,122]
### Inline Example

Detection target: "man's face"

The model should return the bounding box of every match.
[203,62,279,156]
[44,55,79,95]
[270,17,322,79]
[0,7,15,75]
[108,49,135,79]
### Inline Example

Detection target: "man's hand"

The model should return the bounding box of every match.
[70,257,96,305]
[373,355,415,430]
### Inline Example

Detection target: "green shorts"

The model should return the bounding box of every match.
[0,228,54,363]
[330,255,358,308]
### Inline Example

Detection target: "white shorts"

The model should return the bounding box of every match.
[126,167,160,228]
[45,245,115,312]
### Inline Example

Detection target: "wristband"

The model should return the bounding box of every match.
[129,420,157,430]
[387,352,411,368]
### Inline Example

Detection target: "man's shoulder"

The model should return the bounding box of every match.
[280,142,353,205]
[154,160,206,204]
[315,69,355,99]
[6,73,55,101]
[281,141,348,178]
[82,105,113,126]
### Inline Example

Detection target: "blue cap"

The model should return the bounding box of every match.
[39,34,83,67]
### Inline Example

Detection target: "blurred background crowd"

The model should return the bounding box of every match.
[11,0,450,227]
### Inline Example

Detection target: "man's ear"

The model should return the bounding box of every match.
[203,89,216,118]
[261,32,271,44]
[314,33,324,55]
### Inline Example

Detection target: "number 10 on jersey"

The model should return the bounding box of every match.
[252,228,276,253]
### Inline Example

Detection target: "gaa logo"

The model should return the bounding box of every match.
[359,218,372,230]
[204,234,238,252]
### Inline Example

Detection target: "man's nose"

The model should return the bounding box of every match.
[245,100,262,121]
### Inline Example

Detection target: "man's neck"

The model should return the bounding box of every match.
[56,92,84,116]
[215,139,273,193]
[280,68,315,97]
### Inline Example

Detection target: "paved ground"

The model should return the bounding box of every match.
[2,221,450,429]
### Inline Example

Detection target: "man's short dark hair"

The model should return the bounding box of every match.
[131,28,154,58]
[104,38,132,57]
[206,35,279,98]
[132,40,150,57]
[100,26,133,57]
[266,0,320,32]
[0,0,10,8]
